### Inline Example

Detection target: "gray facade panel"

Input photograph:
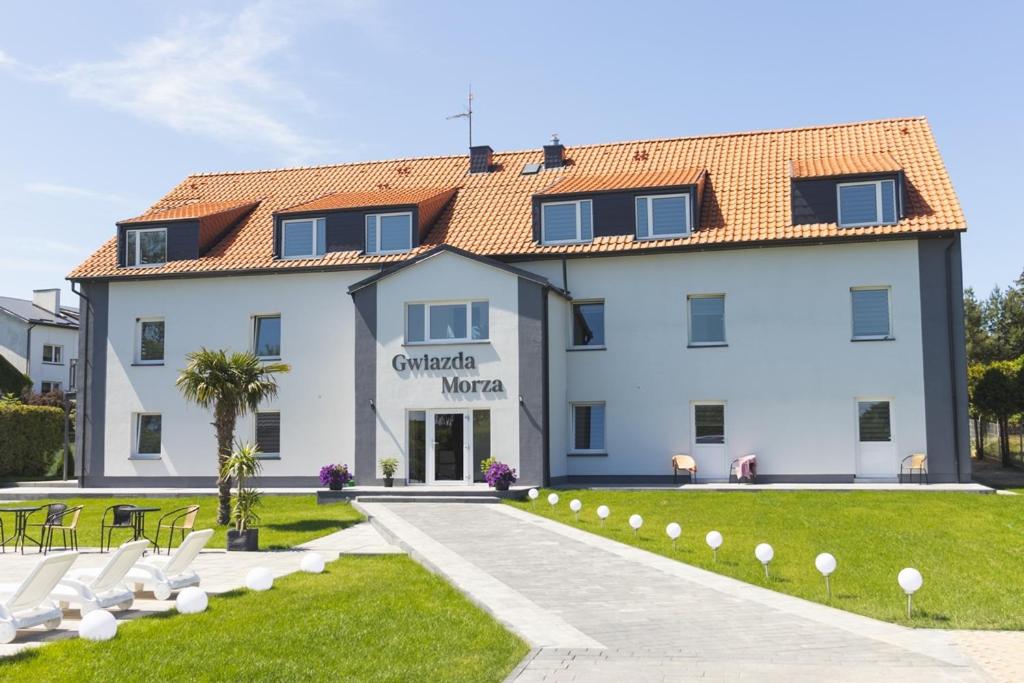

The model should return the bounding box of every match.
[517,278,546,486]
[353,284,379,484]
[76,282,109,485]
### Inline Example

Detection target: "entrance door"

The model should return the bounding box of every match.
[856,399,896,478]
[427,411,470,484]
[692,402,728,479]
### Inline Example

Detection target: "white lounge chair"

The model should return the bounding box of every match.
[0,551,78,643]
[50,540,150,614]
[126,529,213,600]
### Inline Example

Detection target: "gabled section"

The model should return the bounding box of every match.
[537,167,706,196]
[790,153,901,180]
[116,200,259,267]
[790,153,905,228]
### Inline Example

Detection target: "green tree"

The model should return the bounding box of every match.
[967,363,987,458]
[972,358,1024,466]
[176,349,290,524]
[964,288,992,364]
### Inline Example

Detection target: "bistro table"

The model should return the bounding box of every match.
[0,505,44,554]
[123,505,161,546]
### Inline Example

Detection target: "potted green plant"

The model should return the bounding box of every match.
[380,457,399,487]
[223,442,263,551]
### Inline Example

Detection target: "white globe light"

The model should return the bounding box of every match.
[528,488,539,500]
[705,530,723,550]
[569,499,582,512]
[755,543,774,564]
[547,493,559,506]
[79,609,117,641]
[898,568,923,595]
[300,552,325,574]
[175,587,208,614]
[629,514,643,530]
[246,567,274,591]
[596,505,610,519]
[665,522,682,540]
[815,553,837,577]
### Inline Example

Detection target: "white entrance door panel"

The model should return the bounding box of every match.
[692,402,728,480]
[855,399,896,478]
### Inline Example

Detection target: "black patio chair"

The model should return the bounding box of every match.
[43,505,83,553]
[25,503,67,553]
[100,504,136,552]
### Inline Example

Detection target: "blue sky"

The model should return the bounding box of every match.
[1,0,1021,303]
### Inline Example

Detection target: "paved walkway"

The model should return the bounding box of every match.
[361,502,995,682]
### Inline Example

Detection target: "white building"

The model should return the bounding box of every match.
[69,118,970,486]
[0,289,79,394]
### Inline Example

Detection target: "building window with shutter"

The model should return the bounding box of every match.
[851,287,892,341]
[255,411,281,458]
[541,200,593,244]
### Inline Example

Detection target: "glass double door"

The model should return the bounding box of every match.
[408,410,491,485]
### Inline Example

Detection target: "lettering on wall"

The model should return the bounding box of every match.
[391,352,505,394]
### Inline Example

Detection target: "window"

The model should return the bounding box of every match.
[694,404,725,444]
[125,228,168,267]
[837,180,897,228]
[408,411,426,483]
[636,193,690,239]
[571,301,605,348]
[541,200,593,244]
[40,381,61,394]
[851,287,892,340]
[281,218,326,259]
[255,411,281,457]
[136,318,165,363]
[406,301,488,343]
[688,295,726,346]
[134,413,162,458]
[472,410,491,483]
[254,315,282,358]
[571,402,606,452]
[69,359,77,390]
[365,212,413,254]
[42,344,63,364]
[857,401,892,442]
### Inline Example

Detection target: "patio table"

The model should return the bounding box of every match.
[123,506,161,546]
[0,505,44,554]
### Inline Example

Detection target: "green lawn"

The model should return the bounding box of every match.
[0,555,528,682]
[509,490,1024,630]
[0,496,361,551]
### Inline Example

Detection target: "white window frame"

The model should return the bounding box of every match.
[569,299,606,350]
[132,412,162,460]
[134,317,166,365]
[366,211,414,255]
[635,192,691,239]
[687,294,727,347]
[253,314,282,359]
[570,401,606,454]
[280,218,325,259]
[42,344,63,365]
[254,410,281,459]
[40,381,62,394]
[541,199,592,245]
[836,180,898,228]
[125,227,168,268]
[692,400,727,446]
[405,300,489,345]
[851,286,894,341]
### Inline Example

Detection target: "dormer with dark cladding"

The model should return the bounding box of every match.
[790,153,905,225]
[531,168,706,242]
[272,187,457,257]
[115,200,259,267]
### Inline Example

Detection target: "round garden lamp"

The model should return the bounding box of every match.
[528,488,539,508]
[569,499,582,521]
[176,587,209,614]
[246,567,274,591]
[547,492,559,507]
[815,553,837,598]
[898,568,923,619]
[628,514,643,537]
[755,543,775,579]
[596,505,610,527]
[665,522,682,549]
[300,552,326,574]
[79,609,117,641]
[705,531,723,562]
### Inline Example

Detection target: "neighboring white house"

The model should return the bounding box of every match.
[69,117,971,486]
[0,289,80,394]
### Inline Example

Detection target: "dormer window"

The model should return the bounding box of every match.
[281,218,326,259]
[837,180,897,228]
[125,228,167,267]
[635,193,690,239]
[541,199,593,244]
[365,212,413,254]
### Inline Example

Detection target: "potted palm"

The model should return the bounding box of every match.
[380,457,399,487]
[223,442,263,551]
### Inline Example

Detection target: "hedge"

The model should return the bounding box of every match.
[0,354,31,396]
[0,404,63,477]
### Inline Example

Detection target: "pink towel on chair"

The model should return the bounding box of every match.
[736,454,757,480]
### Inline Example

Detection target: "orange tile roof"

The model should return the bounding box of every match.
[278,187,456,214]
[790,152,902,179]
[69,117,966,280]
[118,200,259,224]
[537,168,706,196]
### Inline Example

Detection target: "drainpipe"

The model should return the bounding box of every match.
[944,240,963,483]
[71,281,89,485]
[560,256,570,296]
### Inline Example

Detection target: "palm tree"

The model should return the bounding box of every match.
[176,349,290,524]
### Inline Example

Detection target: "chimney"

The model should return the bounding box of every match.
[544,134,566,169]
[469,145,494,174]
[32,288,60,315]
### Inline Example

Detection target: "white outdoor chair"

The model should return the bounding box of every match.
[126,529,213,600]
[50,540,150,614]
[0,551,78,643]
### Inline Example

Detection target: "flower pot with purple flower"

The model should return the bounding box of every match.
[484,461,517,491]
[320,464,353,491]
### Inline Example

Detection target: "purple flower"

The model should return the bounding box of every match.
[319,463,353,487]
[484,462,517,487]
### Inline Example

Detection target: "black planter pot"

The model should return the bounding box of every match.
[227,528,259,551]
[328,481,344,491]
[384,477,394,488]
[495,480,510,491]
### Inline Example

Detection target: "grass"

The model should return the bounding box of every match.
[0,496,362,550]
[509,490,1024,630]
[0,555,528,682]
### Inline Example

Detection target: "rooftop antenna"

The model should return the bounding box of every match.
[446,84,474,148]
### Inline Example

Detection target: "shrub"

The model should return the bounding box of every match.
[0,403,64,477]
[0,355,31,396]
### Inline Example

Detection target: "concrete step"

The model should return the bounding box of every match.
[354,495,503,504]
[0,480,79,489]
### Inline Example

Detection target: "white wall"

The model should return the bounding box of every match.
[103,271,366,478]
[30,325,78,392]
[519,240,927,479]
[0,314,28,374]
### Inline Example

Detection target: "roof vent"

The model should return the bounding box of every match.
[469,145,494,174]
[543,134,566,169]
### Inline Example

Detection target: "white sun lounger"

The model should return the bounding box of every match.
[126,529,214,600]
[0,552,78,643]
[50,540,150,614]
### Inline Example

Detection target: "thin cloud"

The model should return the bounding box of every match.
[24,182,130,205]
